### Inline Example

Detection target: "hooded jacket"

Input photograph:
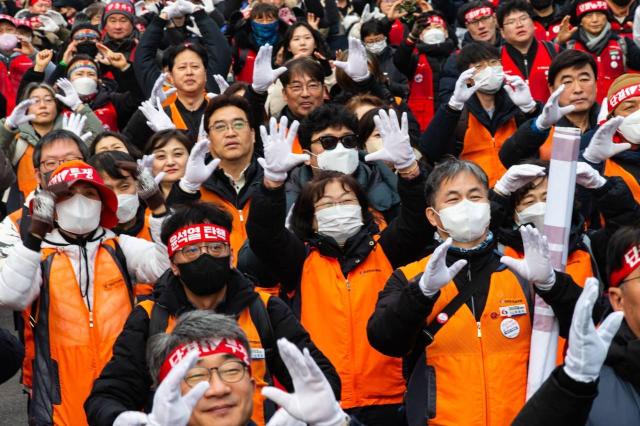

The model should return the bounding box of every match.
[84,268,340,426]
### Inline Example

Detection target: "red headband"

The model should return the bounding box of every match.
[167,223,230,257]
[576,1,608,17]
[428,15,446,28]
[30,0,51,5]
[608,83,640,111]
[610,245,640,287]
[464,7,494,24]
[158,338,251,382]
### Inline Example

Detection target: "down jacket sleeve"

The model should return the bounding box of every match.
[118,215,170,283]
[0,241,42,310]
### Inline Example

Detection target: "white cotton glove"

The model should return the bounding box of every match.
[448,68,482,111]
[139,98,177,132]
[493,164,546,196]
[535,84,576,130]
[180,138,221,192]
[213,74,230,93]
[361,4,385,22]
[504,74,536,113]
[597,97,609,124]
[576,162,607,189]
[186,16,203,37]
[38,15,60,33]
[61,113,92,142]
[500,225,556,291]
[258,116,309,182]
[161,1,183,19]
[266,409,306,426]
[55,78,82,111]
[202,0,216,12]
[252,44,287,93]
[563,277,624,383]
[113,351,209,426]
[364,109,416,170]
[150,73,177,103]
[583,116,630,163]
[262,339,348,426]
[137,154,166,185]
[5,99,35,130]
[334,37,371,83]
[419,238,468,297]
[176,0,197,15]
[342,14,360,31]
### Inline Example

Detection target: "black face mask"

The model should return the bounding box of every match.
[177,254,231,296]
[530,0,553,9]
[76,41,98,57]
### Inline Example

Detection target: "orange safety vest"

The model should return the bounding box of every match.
[299,241,405,409]
[16,143,37,203]
[200,189,250,265]
[400,257,532,426]
[604,159,640,203]
[133,210,154,300]
[169,101,189,130]
[138,291,274,426]
[407,53,435,131]
[460,114,517,187]
[501,41,554,103]
[29,239,134,426]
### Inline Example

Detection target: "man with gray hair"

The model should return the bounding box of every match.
[115,310,256,426]
[367,158,583,425]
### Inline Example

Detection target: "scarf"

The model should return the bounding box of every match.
[580,22,612,53]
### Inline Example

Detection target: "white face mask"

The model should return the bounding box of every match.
[515,201,546,230]
[315,204,363,246]
[116,193,140,224]
[56,193,102,235]
[420,28,446,45]
[475,65,504,94]
[0,33,17,51]
[365,39,387,55]
[71,76,98,96]
[435,199,490,243]
[618,109,640,144]
[317,143,359,175]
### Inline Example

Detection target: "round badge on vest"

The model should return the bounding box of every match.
[414,73,423,83]
[611,61,618,69]
[500,318,520,339]
[436,312,448,324]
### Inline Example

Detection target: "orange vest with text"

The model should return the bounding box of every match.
[460,114,517,187]
[138,291,273,426]
[400,257,532,426]
[299,241,405,409]
[16,144,37,203]
[604,159,640,203]
[29,239,133,426]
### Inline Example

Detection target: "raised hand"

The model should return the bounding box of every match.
[493,164,546,196]
[180,138,221,192]
[258,116,308,183]
[448,68,482,111]
[583,116,629,163]
[62,113,92,142]
[138,98,176,132]
[150,73,177,103]
[333,37,370,82]
[137,154,166,185]
[500,225,555,290]
[535,84,576,130]
[252,44,287,93]
[576,162,606,189]
[563,278,624,383]
[364,109,416,170]
[419,238,468,297]
[504,74,536,113]
[5,99,35,130]
[29,190,56,239]
[55,78,83,111]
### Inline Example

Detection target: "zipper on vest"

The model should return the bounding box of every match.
[89,310,94,328]
[345,279,351,291]
[238,209,244,222]
[523,58,529,80]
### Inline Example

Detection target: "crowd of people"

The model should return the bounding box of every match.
[0,0,639,424]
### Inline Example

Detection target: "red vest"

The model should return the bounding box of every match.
[93,101,119,131]
[236,49,257,83]
[611,18,634,39]
[407,53,435,131]
[533,20,562,42]
[501,41,554,103]
[571,38,625,104]
[0,54,33,114]
[388,19,404,46]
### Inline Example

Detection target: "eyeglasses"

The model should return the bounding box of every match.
[176,242,230,261]
[619,276,640,286]
[467,15,494,27]
[209,119,249,134]
[29,96,55,105]
[40,156,83,171]
[311,134,358,150]
[184,361,248,387]
[73,32,99,41]
[503,15,531,27]
[286,81,323,94]
[314,198,359,210]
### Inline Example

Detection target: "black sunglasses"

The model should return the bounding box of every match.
[311,134,358,150]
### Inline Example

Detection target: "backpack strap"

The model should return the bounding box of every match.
[541,40,558,60]
[101,238,135,306]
